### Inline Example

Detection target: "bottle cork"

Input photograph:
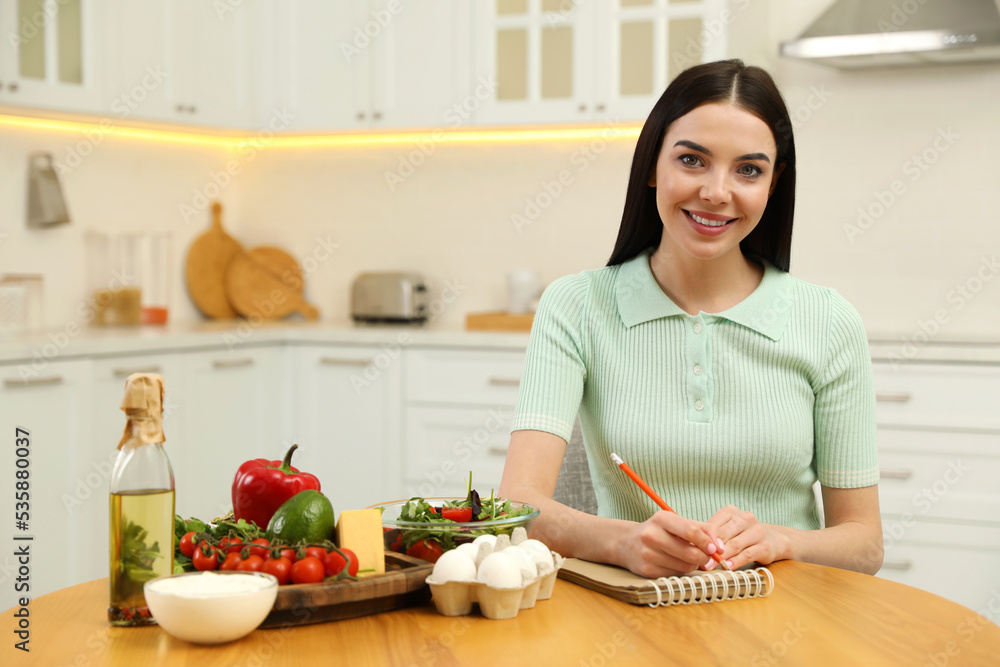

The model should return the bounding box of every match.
[118,373,167,449]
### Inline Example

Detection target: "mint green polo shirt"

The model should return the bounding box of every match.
[511,249,878,530]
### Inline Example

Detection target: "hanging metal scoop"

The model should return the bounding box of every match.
[26,151,71,228]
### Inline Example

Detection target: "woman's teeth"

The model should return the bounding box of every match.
[690,212,731,227]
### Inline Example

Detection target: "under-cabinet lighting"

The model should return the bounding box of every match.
[0,113,641,149]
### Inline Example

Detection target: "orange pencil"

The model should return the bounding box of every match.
[611,452,732,571]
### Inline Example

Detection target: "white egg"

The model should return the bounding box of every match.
[454,543,479,560]
[431,549,477,583]
[503,545,533,570]
[472,534,497,549]
[519,539,551,558]
[476,552,522,589]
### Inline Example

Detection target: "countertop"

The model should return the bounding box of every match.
[1,318,999,364]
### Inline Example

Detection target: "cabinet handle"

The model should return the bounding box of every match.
[876,392,912,403]
[4,376,63,388]
[372,111,382,121]
[176,104,185,112]
[488,447,508,457]
[880,468,914,480]
[8,82,18,92]
[113,365,162,378]
[487,377,520,387]
[212,358,254,369]
[188,105,197,114]
[595,103,605,112]
[577,103,587,113]
[357,112,366,121]
[320,357,371,366]
[881,560,913,571]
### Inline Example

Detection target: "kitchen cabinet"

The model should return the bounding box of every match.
[0,358,91,610]
[0,0,103,112]
[402,348,524,495]
[472,0,727,126]
[103,0,255,128]
[292,344,401,514]
[260,0,473,131]
[872,361,1000,612]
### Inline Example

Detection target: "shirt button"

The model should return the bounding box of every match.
[693,323,703,334]
[694,400,704,411]
[694,364,702,375]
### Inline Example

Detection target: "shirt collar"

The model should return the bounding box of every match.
[614,249,794,341]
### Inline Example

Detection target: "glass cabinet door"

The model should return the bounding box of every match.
[474,0,595,125]
[594,0,728,122]
[0,0,101,111]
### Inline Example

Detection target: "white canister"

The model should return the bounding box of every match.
[507,269,541,315]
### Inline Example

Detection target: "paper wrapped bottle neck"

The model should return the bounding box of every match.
[118,373,167,449]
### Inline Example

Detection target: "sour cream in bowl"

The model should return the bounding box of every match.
[144,571,278,644]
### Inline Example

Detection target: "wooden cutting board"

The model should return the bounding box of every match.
[185,202,242,319]
[260,551,433,627]
[224,246,320,320]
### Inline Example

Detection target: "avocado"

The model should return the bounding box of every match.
[265,489,335,545]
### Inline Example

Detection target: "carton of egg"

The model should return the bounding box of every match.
[424,528,565,620]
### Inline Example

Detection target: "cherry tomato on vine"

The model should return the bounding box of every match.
[262,556,292,585]
[248,538,271,559]
[340,548,359,577]
[305,546,327,562]
[323,550,346,577]
[179,531,197,558]
[279,548,297,564]
[219,552,242,571]
[290,556,325,585]
[237,555,264,572]
[192,546,219,571]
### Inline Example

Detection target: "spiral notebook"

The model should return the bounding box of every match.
[558,558,774,607]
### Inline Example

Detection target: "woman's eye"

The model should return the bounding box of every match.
[679,154,702,167]
[738,164,763,178]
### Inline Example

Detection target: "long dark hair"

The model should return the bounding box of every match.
[607,59,796,271]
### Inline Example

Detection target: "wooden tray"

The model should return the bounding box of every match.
[465,311,535,332]
[260,551,433,628]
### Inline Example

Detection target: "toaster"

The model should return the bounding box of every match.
[351,272,429,323]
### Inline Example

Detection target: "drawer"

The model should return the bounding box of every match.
[405,349,525,406]
[871,361,1000,430]
[402,406,515,498]
[877,520,1000,617]
[877,428,1000,523]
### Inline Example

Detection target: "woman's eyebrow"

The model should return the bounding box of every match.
[673,139,771,163]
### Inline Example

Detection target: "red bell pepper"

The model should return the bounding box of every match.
[232,444,321,529]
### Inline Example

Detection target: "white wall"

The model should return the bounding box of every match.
[2,0,998,347]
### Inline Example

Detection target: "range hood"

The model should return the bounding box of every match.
[780,0,1000,68]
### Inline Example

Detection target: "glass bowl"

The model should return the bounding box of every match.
[368,497,539,561]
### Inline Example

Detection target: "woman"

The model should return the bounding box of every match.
[499,60,883,579]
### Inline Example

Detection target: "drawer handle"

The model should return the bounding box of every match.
[880,468,914,480]
[876,392,912,403]
[4,376,63,388]
[487,377,520,387]
[212,358,254,369]
[488,447,508,457]
[320,357,372,366]
[881,560,913,571]
[113,365,162,378]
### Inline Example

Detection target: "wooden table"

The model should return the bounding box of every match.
[7,561,1000,666]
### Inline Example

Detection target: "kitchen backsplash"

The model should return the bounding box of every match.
[1,0,998,345]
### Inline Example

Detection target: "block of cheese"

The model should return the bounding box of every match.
[335,509,386,575]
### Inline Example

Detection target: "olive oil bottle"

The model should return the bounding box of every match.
[108,373,175,626]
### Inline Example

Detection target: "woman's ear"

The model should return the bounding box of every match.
[768,163,786,197]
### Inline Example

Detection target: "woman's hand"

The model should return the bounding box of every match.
[705,505,790,570]
[618,510,725,578]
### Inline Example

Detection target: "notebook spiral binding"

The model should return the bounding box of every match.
[645,566,774,607]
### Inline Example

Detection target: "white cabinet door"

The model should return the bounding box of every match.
[473,0,729,126]
[103,0,254,128]
[174,347,289,521]
[0,359,91,610]
[292,345,400,514]
[0,0,102,112]
[85,353,185,585]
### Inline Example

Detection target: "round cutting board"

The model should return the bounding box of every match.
[224,246,320,321]
[185,202,243,319]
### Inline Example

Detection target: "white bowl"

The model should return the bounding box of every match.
[144,571,278,644]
